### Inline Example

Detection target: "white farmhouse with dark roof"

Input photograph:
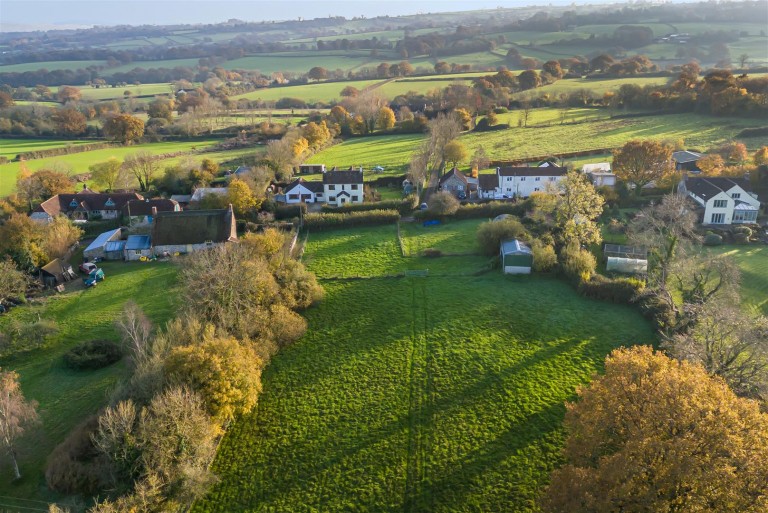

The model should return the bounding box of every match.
[479,166,568,199]
[679,176,760,225]
[283,178,325,203]
[322,169,364,207]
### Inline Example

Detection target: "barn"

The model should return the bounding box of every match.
[603,244,648,274]
[500,240,533,274]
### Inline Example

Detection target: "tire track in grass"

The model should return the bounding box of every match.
[404,277,430,512]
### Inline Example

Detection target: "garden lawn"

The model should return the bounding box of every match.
[0,261,179,503]
[399,219,484,256]
[706,245,768,316]
[195,224,655,512]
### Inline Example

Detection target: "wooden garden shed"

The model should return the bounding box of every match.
[500,239,533,275]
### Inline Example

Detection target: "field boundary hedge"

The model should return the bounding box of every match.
[15,142,118,161]
[303,209,400,230]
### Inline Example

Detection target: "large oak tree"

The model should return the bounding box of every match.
[613,139,674,195]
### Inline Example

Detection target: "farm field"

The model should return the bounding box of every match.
[0,60,105,73]
[512,76,673,99]
[707,245,768,316]
[232,79,381,103]
[399,219,484,256]
[195,222,655,512]
[0,261,179,503]
[73,83,175,101]
[0,138,94,162]
[304,133,425,178]
[0,139,232,197]
[223,51,385,75]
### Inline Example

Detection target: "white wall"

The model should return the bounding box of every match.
[498,175,563,198]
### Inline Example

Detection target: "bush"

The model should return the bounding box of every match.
[530,239,557,272]
[578,274,645,304]
[560,243,597,283]
[476,217,529,256]
[417,199,531,221]
[733,226,752,237]
[703,233,723,246]
[303,209,400,231]
[63,339,123,370]
[428,191,460,217]
[274,203,307,220]
[734,233,750,244]
[46,415,114,495]
[422,248,442,258]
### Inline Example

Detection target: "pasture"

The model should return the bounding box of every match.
[0,60,105,73]
[707,245,768,316]
[0,138,94,162]
[0,139,233,197]
[194,222,655,512]
[0,261,179,502]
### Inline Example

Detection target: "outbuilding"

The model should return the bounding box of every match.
[39,259,77,289]
[124,235,152,261]
[500,239,533,274]
[104,240,126,260]
[83,228,122,260]
[603,244,648,274]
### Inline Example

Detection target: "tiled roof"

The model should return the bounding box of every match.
[123,198,179,216]
[438,168,469,186]
[478,174,499,190]
[672,150,703,164]
[685,177,754,202]
[35,191,143,217]
[322,170,363,185]
[284,178,324,194]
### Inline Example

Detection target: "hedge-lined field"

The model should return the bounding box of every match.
[0,261,179,501]
[399,219,484,256]
[195,222,655,512]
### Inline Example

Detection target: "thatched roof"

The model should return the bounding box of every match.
[152,206,237,246]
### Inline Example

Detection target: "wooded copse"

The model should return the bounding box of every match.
[42,228,323,510]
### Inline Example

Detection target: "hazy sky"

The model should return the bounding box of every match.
[2,0,588,32]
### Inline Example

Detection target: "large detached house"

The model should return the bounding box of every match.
[479,166,567,199]
[152,205,238,255]
[323,170,364,207]
[283,178,325,204]
[31,187,142,222]
[679,176,760,225]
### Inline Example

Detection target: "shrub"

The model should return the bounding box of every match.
[734,233,750,245]
[422,248,442,258]
[428,191,460,217]
[560,243,596,283]
[531,239,557,272]
[303,210,400,231]
[46,415,114,495]
[476,217,529,256]
[578,274,645,304]
[63,339,123,370]
[275,203,307,220]
[417,199,531,221]
[733,226,752,237]
[703,233,723,246]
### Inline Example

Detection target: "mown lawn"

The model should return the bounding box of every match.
[195,223,655,512]
[304,134,425,178]
[399,219,484,256]
[0,261,180,503]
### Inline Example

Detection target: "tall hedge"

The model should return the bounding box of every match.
[303,210,400,231]
[321,196,417,215]
[415,199,531,220]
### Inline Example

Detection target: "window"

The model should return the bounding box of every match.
[351,184,359,190]
[135,250,142,255]
[520,177,526,181]
[733,210,757,223]
[549,177,556,181]
[732,193,741,199]
[352,196,359,202]
[328,185,336,191]
[506,188,511,192]
[329,196,336,202]
[288,194,299,200]
[711,213,725,224]
[69,200,78,207]
[535,177,541,181]
[713,199,727,208]
[104,198,115,207]
[457,185,464,190]
[534,187,540,192]
[205,240,213,246]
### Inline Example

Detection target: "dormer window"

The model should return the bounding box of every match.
[104,198,115,207]
[732,193,740,199]
[69,200,78,208]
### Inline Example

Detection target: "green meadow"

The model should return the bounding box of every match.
[194,222,655,512]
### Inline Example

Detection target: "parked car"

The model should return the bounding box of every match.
[79,262,98,274]
[457,192,467,200]
[419,203,429,210]
[372,165,385,172]
[83,268,105,287]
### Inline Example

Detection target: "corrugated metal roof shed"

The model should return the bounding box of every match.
[501,239,532,255]
[104,240,126,252]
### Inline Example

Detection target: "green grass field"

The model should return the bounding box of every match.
[706,245,768,316]
[399,219,484,256]
[194,222,655,512]
[232,79,381,103]
[0,139,95,161]
[0,139,230,197]
[74,83,175,101]
[304,134,425,178]
[0,60,105,73]
[0,261,179,503]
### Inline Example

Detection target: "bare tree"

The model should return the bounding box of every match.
[426,112,462,172]
[0,369,39,480]
[664,302,768,401]
[122,152,158,192]
[114,301,154,368]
